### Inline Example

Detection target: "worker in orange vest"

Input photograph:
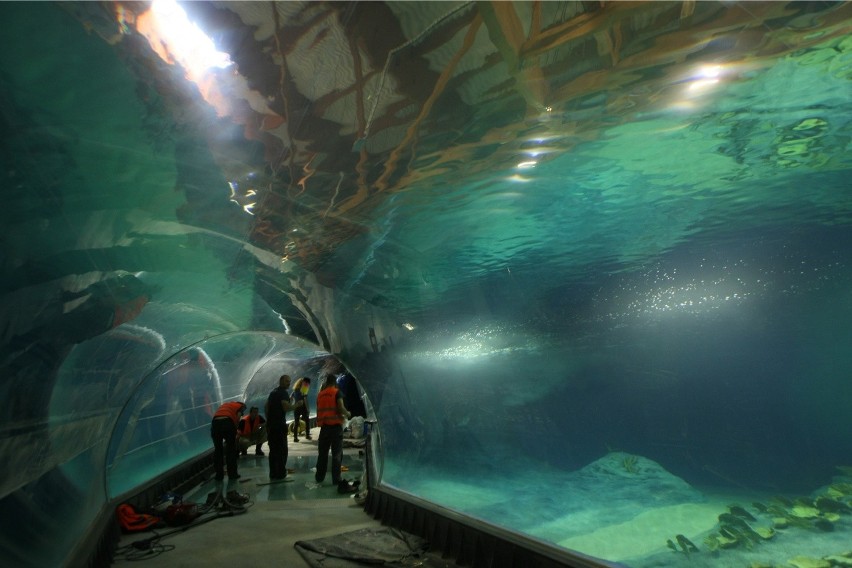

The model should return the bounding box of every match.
[314,374,351,488]
[211,401,246,481]
[238,406,267,456]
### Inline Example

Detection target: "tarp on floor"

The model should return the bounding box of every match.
[294,526,453,567]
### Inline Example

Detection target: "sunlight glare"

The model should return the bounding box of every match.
[149,0,232,73]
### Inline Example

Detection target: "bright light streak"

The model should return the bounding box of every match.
[134,0,250,117]
[228,181,256,215]
[516,161,537,169]
[149,0,232,73]
[666,62,734,111]
[698,65,722,79]
[506,174,532,183]
[687,78,719,93]
[277,314,291,333]
[402,323,416,331]
[525,134,561,144]
[525,147,557,158]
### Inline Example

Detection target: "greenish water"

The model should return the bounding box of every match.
[1,2,851,566]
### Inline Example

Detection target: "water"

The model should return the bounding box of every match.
[375,268,852,563]
[1,2,851,567]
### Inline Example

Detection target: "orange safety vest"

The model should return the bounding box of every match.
[239,414,262,435]
[316,386,342,427]
[213,401,245,426]
[116,504,161,533]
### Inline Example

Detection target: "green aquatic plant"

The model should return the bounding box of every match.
[824,552,852,567]
[676,534,698,554]
[728,504,756,521]
[704,475,852,556]
[752,501,769,513]
[786,556,827,568]
[815,495,852,513]
[622,454,639,474]
[666,534,698,556]
[753,491,848,534]
[703,533,735,552]
[719,522,757,550]
[702,506,777,551]
[828,482,852,498]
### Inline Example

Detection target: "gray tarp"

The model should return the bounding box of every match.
[294,527,453,567]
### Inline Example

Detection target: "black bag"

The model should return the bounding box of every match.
[337,479,360,494]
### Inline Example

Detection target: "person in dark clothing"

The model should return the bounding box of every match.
[291,377,312,442]
[335,373,366,418]
[314,374,351,488]
[264,374,303,480]
[211,401,246,480]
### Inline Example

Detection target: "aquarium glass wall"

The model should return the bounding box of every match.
[1,2,851,567]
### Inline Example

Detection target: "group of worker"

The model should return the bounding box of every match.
[210,373,354,491]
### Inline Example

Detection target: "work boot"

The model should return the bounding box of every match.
[226,490,249,505]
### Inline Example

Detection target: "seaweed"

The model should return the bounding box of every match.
[667,534,698,556]
[828,482,852,497]
[700,473,852,559]
[815,495,851,514]
[752,501,768,513]
[676,534,699,553]
[728,504,756,521]
[622,454,639,474]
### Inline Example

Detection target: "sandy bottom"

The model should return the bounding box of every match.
[386,455,852,568]
[558,498,852,568]
[558,501,724,561]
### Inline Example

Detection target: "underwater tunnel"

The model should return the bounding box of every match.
[1,1,852,566]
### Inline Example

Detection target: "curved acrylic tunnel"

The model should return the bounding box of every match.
[3,2,852,567]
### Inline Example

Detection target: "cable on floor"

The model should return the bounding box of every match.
[113,489,251,562]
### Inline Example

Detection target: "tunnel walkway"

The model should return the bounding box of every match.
[110,427,433,567]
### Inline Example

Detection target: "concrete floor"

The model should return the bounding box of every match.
[112,427,384,567]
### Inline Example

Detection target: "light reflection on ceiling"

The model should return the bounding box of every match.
[97,2,852,208]
[57,0,852,315]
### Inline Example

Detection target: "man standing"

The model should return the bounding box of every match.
[291,377,312,442]
[237,406,267,456]
[211,401,246,481]
[265,374,302,480]
[314,374,351,489]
